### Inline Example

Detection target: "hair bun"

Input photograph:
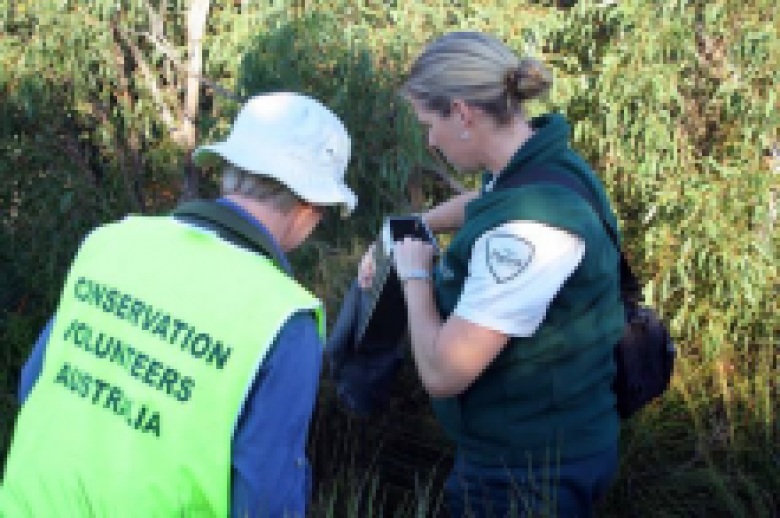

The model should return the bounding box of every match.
[504,68,523,97]
[507,58,553,101]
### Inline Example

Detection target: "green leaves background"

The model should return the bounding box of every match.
[1,0,777,515]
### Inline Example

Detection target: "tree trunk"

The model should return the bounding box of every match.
[767,144,778,250]
[180,0,211,201]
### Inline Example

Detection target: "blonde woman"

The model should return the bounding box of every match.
[359,32,624,517]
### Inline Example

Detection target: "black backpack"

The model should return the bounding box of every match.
[494,168,676,419]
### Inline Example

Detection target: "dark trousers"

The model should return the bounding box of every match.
[445,443,618,518]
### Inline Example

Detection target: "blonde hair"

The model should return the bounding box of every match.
[220,165,302,213]
[401,32,552,125]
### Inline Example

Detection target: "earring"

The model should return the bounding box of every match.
[460,131,470,140]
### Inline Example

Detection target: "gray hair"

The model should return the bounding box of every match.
[220,165,302,213]
[401,32,553,125]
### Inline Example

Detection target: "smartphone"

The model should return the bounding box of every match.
[380,216,438,256]
[387,216,435,243]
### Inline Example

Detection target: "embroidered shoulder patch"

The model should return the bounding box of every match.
[486,233,534,283]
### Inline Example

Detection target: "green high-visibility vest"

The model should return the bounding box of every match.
[0,216,324,517]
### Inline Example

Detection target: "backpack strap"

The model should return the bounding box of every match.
[492,168,641,304]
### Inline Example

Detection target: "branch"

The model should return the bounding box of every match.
[112,23,149,165]
[113,21,178,135]
[768,143,779,241]
[187,0,211,40]
[143,0,177,89]
[137,30,242,102]
[146,0,165,43]
[110,33,146,209]
[86,100,143,212]
[141,0,177,89]
[695,25,741,83]
[51,134,98,188]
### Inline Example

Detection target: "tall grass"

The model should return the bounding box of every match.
[1,0,777,515]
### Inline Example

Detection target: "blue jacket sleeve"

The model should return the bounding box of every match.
[231,311,323,518]
[18,318,54,403]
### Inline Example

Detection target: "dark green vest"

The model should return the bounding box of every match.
[431,115,624,464]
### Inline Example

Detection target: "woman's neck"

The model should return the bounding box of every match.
[482,118,535,175]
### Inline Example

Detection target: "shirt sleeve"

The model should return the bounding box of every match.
[453,221,585,337]
[18,317,54,403]
[231,311,322,518]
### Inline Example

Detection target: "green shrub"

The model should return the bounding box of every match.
[1,0,777,515]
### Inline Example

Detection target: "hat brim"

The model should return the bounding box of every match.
[193,143,357,217]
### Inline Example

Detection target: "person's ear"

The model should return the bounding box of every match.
[281,202,322,251]
[289,203,311,227]
[295,202,324,231]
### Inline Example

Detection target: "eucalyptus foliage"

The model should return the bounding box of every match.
[1,0,777,515]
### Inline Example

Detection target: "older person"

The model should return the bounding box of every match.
[359,32,623,517]
[2,92,356,518]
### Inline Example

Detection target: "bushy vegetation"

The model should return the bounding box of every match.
[1,0,777,516]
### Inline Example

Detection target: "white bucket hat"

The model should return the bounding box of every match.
[193,92,357,215]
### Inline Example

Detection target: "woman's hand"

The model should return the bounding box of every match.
[393,237,436,282]
[358,242,376,289]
